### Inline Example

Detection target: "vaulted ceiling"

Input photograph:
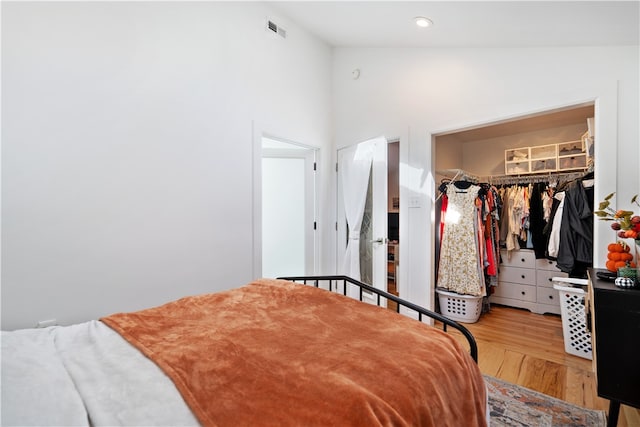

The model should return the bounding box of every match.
[271,2,632,141]
[271,1,639,48]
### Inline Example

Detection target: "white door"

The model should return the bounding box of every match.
[337,136,388,294]
[261,138,316,278]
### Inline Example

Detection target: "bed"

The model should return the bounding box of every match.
[1,276,487,426]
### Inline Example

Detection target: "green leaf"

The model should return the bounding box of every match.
[605,192,615,201]
[598,201,610,210]
[632,194,638,204]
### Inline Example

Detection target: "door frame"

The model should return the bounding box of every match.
[252,128,319,279]
[427,83,618,302]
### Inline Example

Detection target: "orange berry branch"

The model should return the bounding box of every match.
[594,192,640,240]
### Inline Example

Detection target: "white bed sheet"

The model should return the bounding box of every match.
[2,321,199,426]
[2,319,490,426]
[1,327,88,426]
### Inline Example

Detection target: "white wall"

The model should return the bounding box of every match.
[1,2,333,330]
[333,46,639,310]
[3,4,638,329]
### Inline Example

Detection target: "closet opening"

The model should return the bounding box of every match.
[433,103,595,322]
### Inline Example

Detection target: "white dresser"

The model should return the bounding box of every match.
[492,249,567,315]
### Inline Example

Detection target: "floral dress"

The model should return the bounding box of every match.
[437,183,487,297]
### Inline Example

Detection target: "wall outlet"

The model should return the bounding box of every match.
[408,196,422,208]
[36,319,58,328]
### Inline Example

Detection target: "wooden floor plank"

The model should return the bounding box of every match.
[494,349,525,384]
[623,405,640,427]
[518,357,566,399]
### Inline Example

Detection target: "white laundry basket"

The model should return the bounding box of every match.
[552,278,592,360]
[436,289,483,323]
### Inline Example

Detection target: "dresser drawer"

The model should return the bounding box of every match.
[537,286,560,306]
[536,258,561,271]
[536,302,561,315]
[499,266,536,286]
[536,269,569,288]
[494,282,537,302]
[500,250,536,268]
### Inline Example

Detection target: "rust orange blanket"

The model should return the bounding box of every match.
[101,279,487,426]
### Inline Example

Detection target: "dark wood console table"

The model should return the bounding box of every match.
[587,268,640,427]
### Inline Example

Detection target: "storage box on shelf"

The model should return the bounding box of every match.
[492,249,566,315]
[557,140,587,171]
[504,140,589,175]
[504,148,530,175]
[530,144,558,173]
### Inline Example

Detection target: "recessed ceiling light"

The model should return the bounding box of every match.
[414,16,433,28]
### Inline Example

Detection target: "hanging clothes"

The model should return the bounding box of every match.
[506,186,525,253]
[434,193,447,281]
[555,179,594,277]
[482,171,593,279]
[498,186,511,248]
[529,182,548,258]
[547,191,565,259]
[482,186,501,281]
[542,187,554,222]
[483,191,495,276]
[437,183,487,297]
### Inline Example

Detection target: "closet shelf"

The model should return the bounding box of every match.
[504,139,590,175]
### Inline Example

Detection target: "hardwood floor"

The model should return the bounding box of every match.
[442,304,640,427]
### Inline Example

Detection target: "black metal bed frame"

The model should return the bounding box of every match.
[277,275,478,363]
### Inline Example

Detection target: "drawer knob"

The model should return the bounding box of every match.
[521,291,526,295]
[521,275,526,279]
[549,295,553,300]
[521,258,525,263]
[548,278,552,282]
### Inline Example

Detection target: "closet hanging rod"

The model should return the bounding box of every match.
[480,170,587,185]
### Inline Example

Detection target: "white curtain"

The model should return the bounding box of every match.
[340,136,384,280]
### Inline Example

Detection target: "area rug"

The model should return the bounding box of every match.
[485,375,607,426]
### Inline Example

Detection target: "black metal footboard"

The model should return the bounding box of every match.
[277,275,478,363]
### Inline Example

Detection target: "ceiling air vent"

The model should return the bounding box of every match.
[267,20,286,38]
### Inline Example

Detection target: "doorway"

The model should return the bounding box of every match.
[432,103,595,315]
[261,136,316,278]
[336,136,391,298]
[387,141,400,302]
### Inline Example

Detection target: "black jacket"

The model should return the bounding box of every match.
[556,180,593,277]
